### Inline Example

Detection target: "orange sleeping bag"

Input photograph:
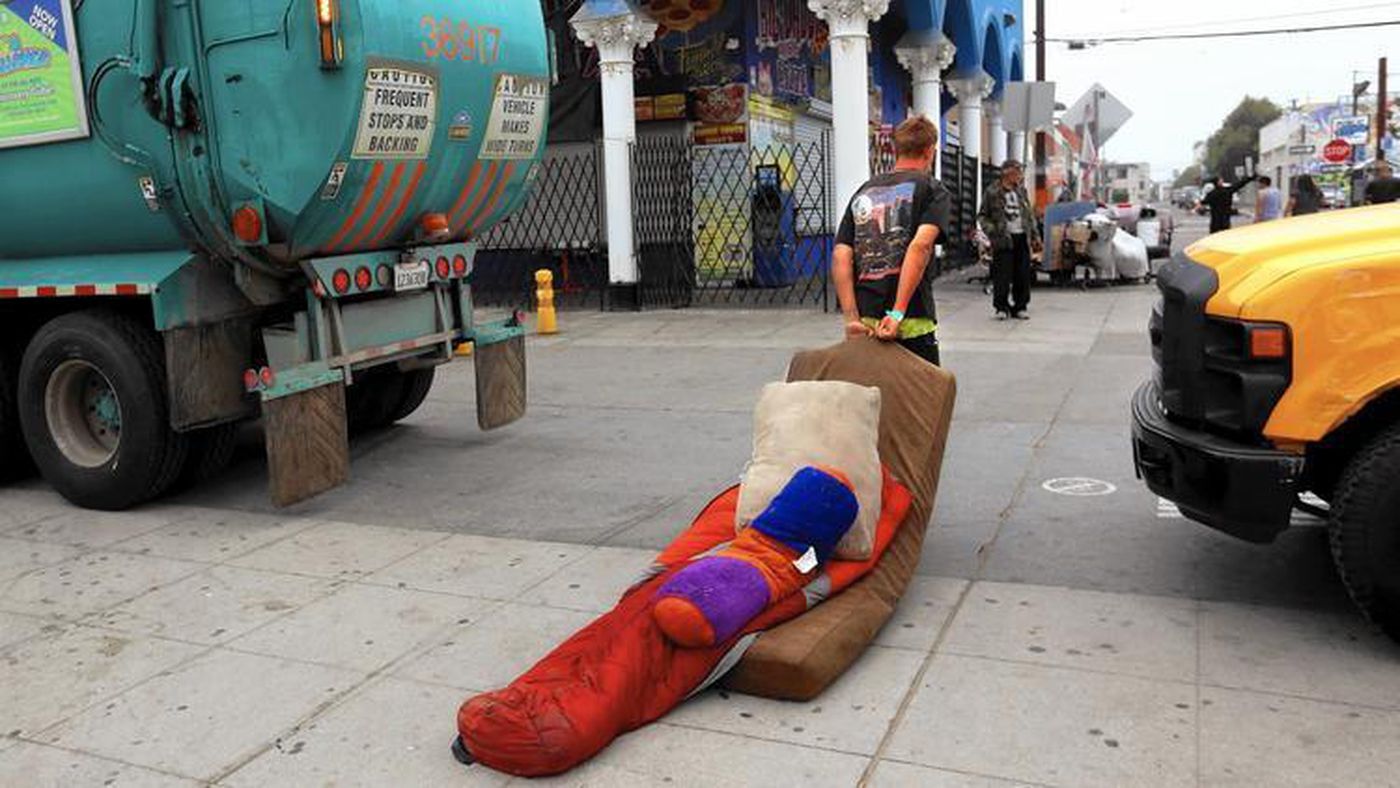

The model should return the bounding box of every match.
[455,470,912,777]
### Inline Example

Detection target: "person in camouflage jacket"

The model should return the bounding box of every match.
[978,161,1042,319]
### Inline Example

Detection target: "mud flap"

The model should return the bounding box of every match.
[475,334,527,431]
[263,380,350,507]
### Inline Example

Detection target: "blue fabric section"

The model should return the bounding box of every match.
[750,467,859,565]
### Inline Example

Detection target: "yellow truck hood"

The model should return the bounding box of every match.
[1189,204,1400,317]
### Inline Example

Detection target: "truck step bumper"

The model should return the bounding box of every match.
[1132,380,1304,544]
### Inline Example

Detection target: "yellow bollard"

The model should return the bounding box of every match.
[535,269,558,335]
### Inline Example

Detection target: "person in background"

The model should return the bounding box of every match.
[979,160,1042,321]
[1365,160,1400,205]
[1199,174,1256,233]
[832,116,951,366]
[1286,174,1323,217]
[1254,176,1282,222]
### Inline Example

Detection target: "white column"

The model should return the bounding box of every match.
[948,71,995,197]
[570,4,657,291]
[809,0,891,225]
[894,31,956,176]
[1009,130,1027,165]
[985,100,1007,166]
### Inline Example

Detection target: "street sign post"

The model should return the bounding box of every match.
[1003,82,1057,132]
[1323,138,1354,164]
[1288,144,1316,156]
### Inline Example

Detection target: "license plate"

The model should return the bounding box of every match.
[394,261,430,292]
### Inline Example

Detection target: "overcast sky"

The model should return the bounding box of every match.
[1025,0,1399,179]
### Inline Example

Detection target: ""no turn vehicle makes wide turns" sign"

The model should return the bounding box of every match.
[479,74,548,161]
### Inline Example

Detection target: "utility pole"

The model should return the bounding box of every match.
[1379,57,1389,166]
[1034,0,1046,206]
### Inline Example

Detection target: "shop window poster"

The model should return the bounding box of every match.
[0,0,88,149]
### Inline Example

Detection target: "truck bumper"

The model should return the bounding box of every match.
[1131,381,1304,544]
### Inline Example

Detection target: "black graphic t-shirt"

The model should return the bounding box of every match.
[836,170,951,322]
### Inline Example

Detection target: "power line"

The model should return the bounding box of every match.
[1066,2,1400,39]
[1051,18,1400,46]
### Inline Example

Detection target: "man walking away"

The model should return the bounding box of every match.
[1199,175,1255,233]
[1254,176,1282,222]
[832,116,951,366]
[1365,161,1400,205]
[980,161,1041,320]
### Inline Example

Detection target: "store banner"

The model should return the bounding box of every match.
[0,0,88,149]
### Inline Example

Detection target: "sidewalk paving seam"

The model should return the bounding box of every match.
[874,755,1061,788]
[1194,598,1203,788]
[856,577,979,787]
[658,719,877,761]
[6,736,206,784]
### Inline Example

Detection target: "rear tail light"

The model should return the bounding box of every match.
[1247,325,1289,359]
[260,367,276,388]
[331,268,351,294]
[377,264,393,287]
[315,0,342,68]
[354,266,373,291]
[243,369,260,392]
[452,255,468,277]
[435,257,451,280]
[232,205,263,244]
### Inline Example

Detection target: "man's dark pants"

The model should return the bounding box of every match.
[898,334,940,366]
[992,233,1032,314]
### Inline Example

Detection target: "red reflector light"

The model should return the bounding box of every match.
[243,369,259,392]
[1249,326,1288,359]
[331,269,351,294]
[436,256,451,279]
[232,206,262,243]
[452,255,468,277]
[260,367,276,388]
[354,266,373,291]
[421,213,451,240]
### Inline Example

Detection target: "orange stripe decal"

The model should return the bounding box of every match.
[453,162,501,233]
[347,162,407,250]
[465,162,517,234]
[324,163,385,252]
[447,163,484,222]
[369,162,428,247]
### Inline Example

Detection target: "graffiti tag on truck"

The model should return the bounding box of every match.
[421,17,501,66]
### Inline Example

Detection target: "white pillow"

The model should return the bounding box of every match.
[736,381,882,560]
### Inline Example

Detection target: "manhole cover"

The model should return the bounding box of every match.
[1042,477,1118,497]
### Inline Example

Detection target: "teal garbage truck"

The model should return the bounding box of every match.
[0,0,548,509]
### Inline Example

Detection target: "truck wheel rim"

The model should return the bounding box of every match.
[45,360,122,468]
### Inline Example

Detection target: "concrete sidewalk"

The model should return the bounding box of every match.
[3,484,1399,787]
[4,269,1400,786]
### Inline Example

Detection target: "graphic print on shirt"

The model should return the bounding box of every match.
[851,182,917,281]
[1005,189,1024,234]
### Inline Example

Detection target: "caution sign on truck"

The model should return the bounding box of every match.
[352,65,438,160]
[479,74,547,160]
[0,0,89,150]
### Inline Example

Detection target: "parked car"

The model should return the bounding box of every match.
[1320,185,1347,210]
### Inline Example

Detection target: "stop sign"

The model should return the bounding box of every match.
[1323,138,1353,164]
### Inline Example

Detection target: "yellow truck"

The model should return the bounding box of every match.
[1133,204,1400,641]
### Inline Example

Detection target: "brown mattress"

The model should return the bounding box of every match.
[721,337,957,700]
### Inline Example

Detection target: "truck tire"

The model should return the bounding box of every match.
[387,368,435,423]
[0,348,33,480]
[18,311,188,511]
[1329,423,1400,643]
[177,422,241,488]
[346,370,405,435]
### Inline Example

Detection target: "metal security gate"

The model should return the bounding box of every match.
[940,144,980,268]
[634,134,833,308]
[474,144,607,310]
